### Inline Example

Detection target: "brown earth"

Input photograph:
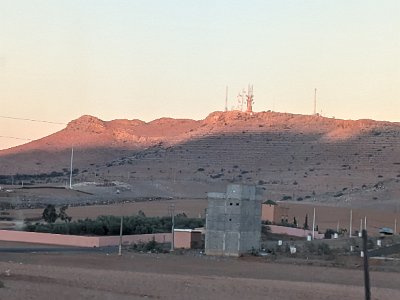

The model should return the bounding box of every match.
[0,250,399,300]
[0,111,399,209]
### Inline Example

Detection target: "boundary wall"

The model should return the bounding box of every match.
[0,230,171,247]
[268,225,325,239]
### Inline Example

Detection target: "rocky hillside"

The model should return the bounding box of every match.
[1,111,399,207]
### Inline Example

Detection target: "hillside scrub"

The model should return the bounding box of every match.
[24,215,204,236]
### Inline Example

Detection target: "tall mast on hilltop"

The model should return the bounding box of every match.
[246,84,254,114]
[313,88,317,115]
[225,86,228,112]
[237,88,246,111]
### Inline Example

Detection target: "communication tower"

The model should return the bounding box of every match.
[313,88,317,115]
[246,85,254,114]
[225,86,228,112]
[237,88,246,111]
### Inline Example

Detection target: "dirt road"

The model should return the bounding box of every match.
[0,251,399,300]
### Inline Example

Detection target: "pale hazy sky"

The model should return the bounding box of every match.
[0,0,399,149]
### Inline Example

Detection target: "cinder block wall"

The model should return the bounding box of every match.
[205,184,262,256]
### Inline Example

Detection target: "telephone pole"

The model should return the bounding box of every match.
[118,216,123,256]
[169,204,175,251]
[312,207,316,239]
[69,147,74,189]
[349,209,353,238]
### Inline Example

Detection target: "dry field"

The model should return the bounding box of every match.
[5,198,399,236]
[0,250,399,300]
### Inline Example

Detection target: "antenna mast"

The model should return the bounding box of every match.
[237,89,245,111]
[246,84,254,114]
[313,88,317,115]
[225,86,228,112]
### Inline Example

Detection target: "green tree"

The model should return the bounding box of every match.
[303,214,309,230]
[42,204,58,223]
[58,205,72,223]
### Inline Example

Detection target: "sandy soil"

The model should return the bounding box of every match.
[0,251,399,300]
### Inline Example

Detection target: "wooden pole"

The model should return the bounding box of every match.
[312,208,316,239]
[362,229,371,300]
[349,209,353,237]
[118,216,123,256]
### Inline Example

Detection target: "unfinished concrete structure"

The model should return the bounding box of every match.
[205,184,262,256]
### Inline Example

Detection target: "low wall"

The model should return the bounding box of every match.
[0,230,172,248]
[98,233,171,247]
[268,225,325,240]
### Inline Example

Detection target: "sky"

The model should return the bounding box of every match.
[0,0,399,149]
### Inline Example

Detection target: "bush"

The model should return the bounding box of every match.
[317,243,332,255]
[324,229,336,239]
[263,200,277,205]
[130,239,164,253]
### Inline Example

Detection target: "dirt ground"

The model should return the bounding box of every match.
[5,198,400,236]
[0,249,399,300]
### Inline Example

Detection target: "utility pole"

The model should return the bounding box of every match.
[69,147,74,189]
[362,229,371,300]
[364,216,367,232]
[349,209,353,238]
[118,216,123,256]
[312,207,316,239]
[395,218,397,235]
[169,204,175,251]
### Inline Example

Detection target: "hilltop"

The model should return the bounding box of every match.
[0,111,399,209]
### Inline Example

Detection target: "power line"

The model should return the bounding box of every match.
[0,115,66,125]
[0,135,32,141]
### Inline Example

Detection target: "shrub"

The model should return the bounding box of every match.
[317,243,332,255]
[324,229,336,239]
[263,200,277,205]
[130,240,164,253]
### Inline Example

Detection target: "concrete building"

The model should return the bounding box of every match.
[261,202,289,224]
[205,184,263,256]
[173,229,203,249]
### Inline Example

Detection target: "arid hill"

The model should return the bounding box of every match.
[1,111,399,209]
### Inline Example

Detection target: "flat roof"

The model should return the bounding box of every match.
[174,229,202,233]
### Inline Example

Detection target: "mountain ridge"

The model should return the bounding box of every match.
[1,110,398,155]
[0,110,399,208]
